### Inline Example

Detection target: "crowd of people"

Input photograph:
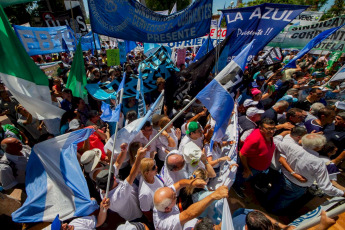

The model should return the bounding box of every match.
[1,40,345,229]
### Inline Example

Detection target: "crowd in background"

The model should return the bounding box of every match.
[1,40,345,229]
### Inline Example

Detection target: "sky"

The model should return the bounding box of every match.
[83,0,335,18]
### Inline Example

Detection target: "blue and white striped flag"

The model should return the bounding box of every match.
[196,41,254,148]
[136,69,147,118]
[12,128,98,222]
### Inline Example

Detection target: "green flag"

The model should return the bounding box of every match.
[0,0,36,7]
[0,5,64,120]
[66,41,88,101]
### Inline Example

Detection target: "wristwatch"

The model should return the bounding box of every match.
[290,171,296,175]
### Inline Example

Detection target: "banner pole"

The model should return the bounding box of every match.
[92,32,101,71]
[69,1,77,38]
[104,87,125,200]
[144,97,196,148]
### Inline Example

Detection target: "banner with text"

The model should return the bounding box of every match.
[269,15,345,52]
[221,3,307,63]
[88,0,212,43]
[13,25,76,56]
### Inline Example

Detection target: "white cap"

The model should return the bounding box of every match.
[80,148,102,173]
[68,119,81,130]
[183,142,202,165]
[243,99,259,107]
[335,101,345,111]
[246,107,265,117]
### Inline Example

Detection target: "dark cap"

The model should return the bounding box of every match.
[95,165,115,191]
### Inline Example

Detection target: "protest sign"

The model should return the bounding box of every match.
[220,3,308,64]
[269,15,345,52]
[106,49,120,66]
[88,0,212,43]
[80,32,101,51]
[13,25,76,56]
[288,11,323,28]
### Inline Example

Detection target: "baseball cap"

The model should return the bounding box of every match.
[246,107,265,117]
[183,141,202,166]
[95,165,115,190]
[335,101,345,111]
[279,95,298,104]
[251,82,259,88]
[186,121,199,135]
[68,119,81,130]
[80,148,102,173]
[243,99,258,107]
[251,88,262,96]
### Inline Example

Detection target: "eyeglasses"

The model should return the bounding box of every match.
[151,164,157,171]
[262,127,276,132]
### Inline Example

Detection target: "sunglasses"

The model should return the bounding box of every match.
[151,164,157,171]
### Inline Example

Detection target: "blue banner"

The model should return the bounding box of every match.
[86,46,179,100]
[88,0,212,43]
[13,25,77,56]
[221,4,307,64]
[80,32,101,52]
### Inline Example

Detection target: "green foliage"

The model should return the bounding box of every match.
[145,0,191,12]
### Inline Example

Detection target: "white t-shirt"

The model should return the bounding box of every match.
[69,215,97,230]
[104,138,129,169]
[160,152,188,187]
[153,205,182,230]
[204,144,222,168]
[157,129,178,161]
[178,135,203,154]
[132,129,161,158]
[101,179,143,221]
[139,175,165,211]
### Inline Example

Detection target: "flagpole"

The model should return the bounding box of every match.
[104,86,124,199]
[92,32,101,71]
[144,97,196,148]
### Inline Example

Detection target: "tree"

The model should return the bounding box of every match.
[326,0,344,16]
[145,0,191,12]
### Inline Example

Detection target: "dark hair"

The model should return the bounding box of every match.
[246,211,274,230]
[337,112,345,120]
[290,126,307,137]
[319,141,337,157]
[141,121,152,130]
[310,88,321,94]
[62,88,72,94]
[194,217,214,230]
[126,110,137,124]
[286,108,303,119]
[259,118,275,127]
[60,111,77,128]
[317,108,334,119]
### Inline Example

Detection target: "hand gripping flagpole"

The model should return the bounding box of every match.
[144,97,197,149]
[104,83,125,200]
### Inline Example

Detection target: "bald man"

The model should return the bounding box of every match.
[0,137,31,191]
[153,184,229,230]
[160,150,188,187]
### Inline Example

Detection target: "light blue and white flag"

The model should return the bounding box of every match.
[283,23,345,70]
[329,64,345,82]
[196,41,254,149]
[106,90,164,154]
[193,35,214,63]
[170,3,177,14]
[100,73,126,122]
[221,198,235,230]
[136,69,147,118]
[12,128,98,223]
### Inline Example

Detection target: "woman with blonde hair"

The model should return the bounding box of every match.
[138,158,164,223]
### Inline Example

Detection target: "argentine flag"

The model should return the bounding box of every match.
[196,41,254,147]
[12,128,98,223]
